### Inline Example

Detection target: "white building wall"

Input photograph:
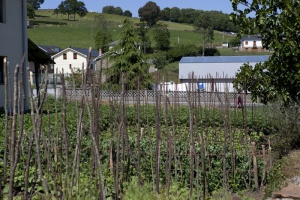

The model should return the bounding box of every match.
[243,41,263,48]
[0,0,28,108]
[53,50,87,74]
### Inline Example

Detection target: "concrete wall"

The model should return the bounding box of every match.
[0,0,28,109]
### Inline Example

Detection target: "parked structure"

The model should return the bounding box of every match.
[240,35,265,52]
[179,56,270,92]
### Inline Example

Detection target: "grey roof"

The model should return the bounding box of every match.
[93,52,109,61]
[39,45,61,54]
[241,35,262,41]
[180,56,270,63]
[72,47,99,57]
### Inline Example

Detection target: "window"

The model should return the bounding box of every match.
[0,56,6,84]
[0,0,5,23]
[90,64,93,70]
[63,53,67,60]
[245,41,248,45]
[73,53,77,59]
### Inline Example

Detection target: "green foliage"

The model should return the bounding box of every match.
[138,1,160,27]
[231,0,300,103]
[55,0,88,21]
[264,161,285,198]
[152,22,170,51]
[102,6,123,16]
[108,19,151,89]
[123,10,132,17]
[166,44,201,62]
[229,36,241,47]
[27,3,35,19]
[94,30,113,53]
[27,0,44,10]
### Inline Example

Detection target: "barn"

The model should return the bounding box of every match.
[179,56,270,92]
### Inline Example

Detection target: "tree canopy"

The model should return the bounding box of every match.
[108,19,151,89]
[194,12,214,56]
[102,5,124,16]
[138,1,160,27]
[55,0,87,20]
[231,0,300,104]
[152,22,170,51]
[123,10,132,17]
[27,0,44,10]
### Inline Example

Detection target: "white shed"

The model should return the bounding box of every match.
[179,56,270,92]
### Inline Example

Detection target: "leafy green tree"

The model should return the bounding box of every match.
[56,0,87,20]
[152,22,170,51]
[108,19,151,89]
[27,0,44,9]
[102,6,115,14]
[123,10,132,17]
[137,22,152,54]
[153,51,169,70]
[170,7,180,22]
[159,7,170,21]
[94,15,113,52]
[138,1,160,27]
[229,36,241,47]
[179,8,196,24]
[114,7,123,15]
[27,3,35,19]
[194,12,214,56]
[231,0,300,103]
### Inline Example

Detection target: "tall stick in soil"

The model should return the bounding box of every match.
[8,65,19,200]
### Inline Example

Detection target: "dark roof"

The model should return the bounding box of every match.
[71,47,99,57]
[241,35,262,41]
[28,39,55,64]
[93,52,109,61]
[180,56,270,63]
[39,45,61,54]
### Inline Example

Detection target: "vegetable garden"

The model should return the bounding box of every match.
[0,65,275,199]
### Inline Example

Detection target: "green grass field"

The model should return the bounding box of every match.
[28,9,236,49]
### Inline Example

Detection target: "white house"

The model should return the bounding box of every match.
[179,56,270,92]
[51,47,99,83]
[240,35,265,52]
[0,0,29,109]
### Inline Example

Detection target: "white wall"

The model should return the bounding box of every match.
[243,40,263,48]
[179,62,259,80]
[0,0,28,109]
[53,50,87,74]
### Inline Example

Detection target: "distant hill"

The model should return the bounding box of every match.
[28,10,234,49]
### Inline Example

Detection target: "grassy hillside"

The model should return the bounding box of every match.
[28,9,236,50]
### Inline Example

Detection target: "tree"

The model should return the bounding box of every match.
[170,7,180,22]
[94,15,113,52]
[179,8,196,24]
[108,19,151,89]
[137,22,152,53]
[114,7,123,15]
[153,51,169,70]
[56,0,87,20]
[27,0,44,10]
[123,10,132,17]
[152,22,170,51]
[194,12,214,56]
[138,1,160,27]
[159,7,170,21]
[102,6,115,14]
[231,0,300,103]
[27,3,35,19]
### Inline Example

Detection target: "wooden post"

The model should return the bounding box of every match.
[261,145,266,188]
[251,142,259,191]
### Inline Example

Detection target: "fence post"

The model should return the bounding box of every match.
[261,145,266,187]
[251,142,259,191]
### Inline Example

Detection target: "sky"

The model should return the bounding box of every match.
[40,0,235,17]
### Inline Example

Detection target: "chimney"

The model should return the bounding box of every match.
[99,49,102,56]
